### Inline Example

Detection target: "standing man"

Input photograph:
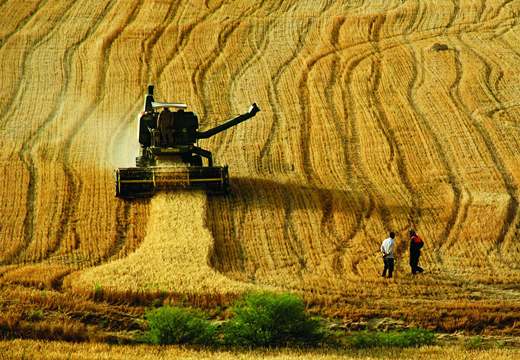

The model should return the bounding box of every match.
[409,230,424,274]
[380,232,395,278]
[158,107,173,145]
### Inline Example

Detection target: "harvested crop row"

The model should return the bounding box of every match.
[67,191,252,297]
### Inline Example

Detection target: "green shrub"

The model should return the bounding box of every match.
[222,291,327,348]
[463,335,501,350]
[93,283,102,299]
[348,327,436,349]
[143,306,216,346]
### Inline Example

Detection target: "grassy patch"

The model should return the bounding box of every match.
[347,327,437,349]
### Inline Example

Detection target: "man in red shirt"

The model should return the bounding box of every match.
[409,230,424,275]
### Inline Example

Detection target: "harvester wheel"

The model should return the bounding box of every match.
[135,156,149,167]
[192,156,203,166]
[184,155,203,166]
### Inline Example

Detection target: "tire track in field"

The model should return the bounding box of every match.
[334,41,390,274]
[143,0,225,100]
[217,3,350,281]
[471,0,516,33]
[191,1,263,114]
[366,16,420,228]
[317,14,381,274]
[15,0,87,263]
[56,0,143,264]
[352,14,408,225]
[346,5,427,262]
[264,3,510,276]
[208,3,312,281]
[440,55,473,241]
[326,14,386,272]
[254,5,323,273]
[451,37,518,253]
[53,1,117,261]
[426,0,472,274]
[269,2,339,278]
[138,0,182,85]
[0,0,48,116]
[401,0,465,257]
[11,0,75,261]
[196,1,266,158]
[475,0,486,23]
[107,1,188,261]
[296,1,335,184]
[0,0,41,49]
[153,1,219,85]
[210,187,252,280]
[191,2,241,117]
[492,21,520,119]
[110,201,133,260]
[233,4,319,282]
[109,0,185,168]
[328,2,433,273]
[257,8,312,175]
[18,1,118,263]
[0,0,59,130]
[395,0,424,235]
[226,0,291,116]
[414,3,519,274]
[320,16,355,254]
[255,9,317,278]
[211,2,310,279]
[258,2,452,179]
[431,39,514,282]
[406,46,465,269]
[431,1,520,286]
[409,0,428,34]
[481,0,515,23]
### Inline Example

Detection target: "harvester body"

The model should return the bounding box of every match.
[115,85,259,197]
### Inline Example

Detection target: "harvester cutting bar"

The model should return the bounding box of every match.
[115,166,229,197]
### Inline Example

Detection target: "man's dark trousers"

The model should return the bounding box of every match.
[410,253,423,274]
[382,258,394,278]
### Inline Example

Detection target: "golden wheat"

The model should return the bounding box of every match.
[1,339,520,360]
[0,0,520,329]
[68,191,253,296]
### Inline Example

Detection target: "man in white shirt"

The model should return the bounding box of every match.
[381,232,395,278]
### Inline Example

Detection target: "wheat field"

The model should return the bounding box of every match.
[2,339,520,360]
[2,0,520,339]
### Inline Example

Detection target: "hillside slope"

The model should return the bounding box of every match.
[2,0,520,332]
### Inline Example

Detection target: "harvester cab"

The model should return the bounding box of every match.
[115,85,260,197]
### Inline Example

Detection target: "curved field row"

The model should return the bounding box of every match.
[1,0,520,315]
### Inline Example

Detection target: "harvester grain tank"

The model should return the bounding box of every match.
[115,85,260,197]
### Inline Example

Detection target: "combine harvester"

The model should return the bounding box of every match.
[115,85,260,197]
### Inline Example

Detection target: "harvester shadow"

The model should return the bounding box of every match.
[206,177,368,283]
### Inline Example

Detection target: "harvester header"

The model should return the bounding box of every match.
[115,85,260,197]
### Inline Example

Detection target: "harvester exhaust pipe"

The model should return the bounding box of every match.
[143,85,155,113]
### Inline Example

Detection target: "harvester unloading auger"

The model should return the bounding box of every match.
[115,85,260,197]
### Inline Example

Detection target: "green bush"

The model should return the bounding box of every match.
[143,306,216,346]
[222,291,327,348]
[348,327,436,349]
